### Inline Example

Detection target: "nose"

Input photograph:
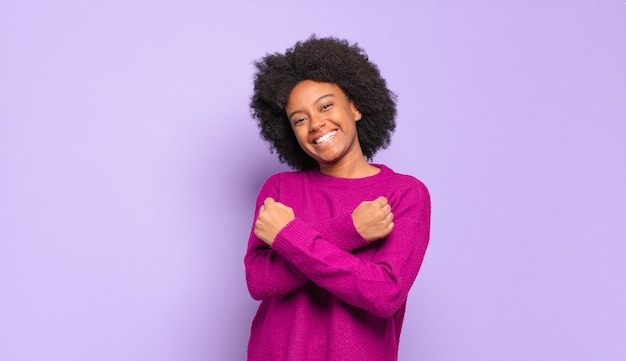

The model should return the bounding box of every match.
[309,114,325,132]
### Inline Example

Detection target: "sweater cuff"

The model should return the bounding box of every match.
[272,218,319,263]
[328,213,369,252]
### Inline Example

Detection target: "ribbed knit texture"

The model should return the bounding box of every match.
[245,164,431,361]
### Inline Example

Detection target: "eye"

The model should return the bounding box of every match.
[293,117,306,126]
[321,103,333,111]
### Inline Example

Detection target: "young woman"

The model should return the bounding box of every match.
[245,36,431,361]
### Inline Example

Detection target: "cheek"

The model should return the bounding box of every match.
[292,128,308,147]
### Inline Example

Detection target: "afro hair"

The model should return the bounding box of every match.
[250,35,397,171]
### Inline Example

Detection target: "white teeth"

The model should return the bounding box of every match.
[314,131,337,144]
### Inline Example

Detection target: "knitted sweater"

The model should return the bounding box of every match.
[245,164,431,361]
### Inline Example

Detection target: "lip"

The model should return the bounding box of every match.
[312,130,338,145]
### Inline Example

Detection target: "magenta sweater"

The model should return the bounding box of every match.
[245,164,431,361]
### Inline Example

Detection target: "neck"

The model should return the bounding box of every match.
[318,157,380,179]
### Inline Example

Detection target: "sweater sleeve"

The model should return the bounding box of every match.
[310,213,370,252]
[244,176,370,300]
[271,181,431,318]
[244,175,309,300]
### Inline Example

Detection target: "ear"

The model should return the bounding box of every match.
[350,102,362,122]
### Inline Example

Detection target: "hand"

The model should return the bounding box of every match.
[351,196,394,242]
[254,197,295,246]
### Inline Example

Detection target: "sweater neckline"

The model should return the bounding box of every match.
[305,164,392,188]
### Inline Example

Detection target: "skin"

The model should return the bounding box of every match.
[285,80,371,178]
[253,80,394,246]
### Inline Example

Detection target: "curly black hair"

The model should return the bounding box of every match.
[250,35,397,171]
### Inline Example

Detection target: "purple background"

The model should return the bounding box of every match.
[1,1,625,360]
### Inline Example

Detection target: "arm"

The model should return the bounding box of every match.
[271,182,430,318]
[245,179,393,300]
[245,233,310,300]
[310,213,368,252]
[244,180,310,300]
[312,196,394,252]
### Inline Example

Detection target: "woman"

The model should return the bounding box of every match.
[245,36,431,361]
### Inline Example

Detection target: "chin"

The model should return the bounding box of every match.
[317,158,341,165]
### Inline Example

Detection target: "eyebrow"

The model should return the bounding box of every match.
[287,93,335,121]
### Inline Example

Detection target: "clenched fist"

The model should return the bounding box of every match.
[254,197,295,246]
[351,196,394,242]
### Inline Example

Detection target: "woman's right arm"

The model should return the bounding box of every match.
[244,176,391,300]
[245,230,310,300]
[245,206,390,300]
[244,176,310,300]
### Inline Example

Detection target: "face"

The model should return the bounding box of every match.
[285,80,363,168]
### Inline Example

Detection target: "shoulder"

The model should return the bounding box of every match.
[376,164,430,217]
[378,164,429,196]
[257,169,313,200]
[262,169,311,187]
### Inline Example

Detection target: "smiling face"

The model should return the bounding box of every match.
[285,80,364,172]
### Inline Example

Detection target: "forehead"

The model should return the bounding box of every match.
[286,80,347,107]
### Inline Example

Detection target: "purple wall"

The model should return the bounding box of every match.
[1,1,624,360]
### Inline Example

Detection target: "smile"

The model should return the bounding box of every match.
[314,131,337,144]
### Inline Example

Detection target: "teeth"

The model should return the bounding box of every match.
[315,131,336,144]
